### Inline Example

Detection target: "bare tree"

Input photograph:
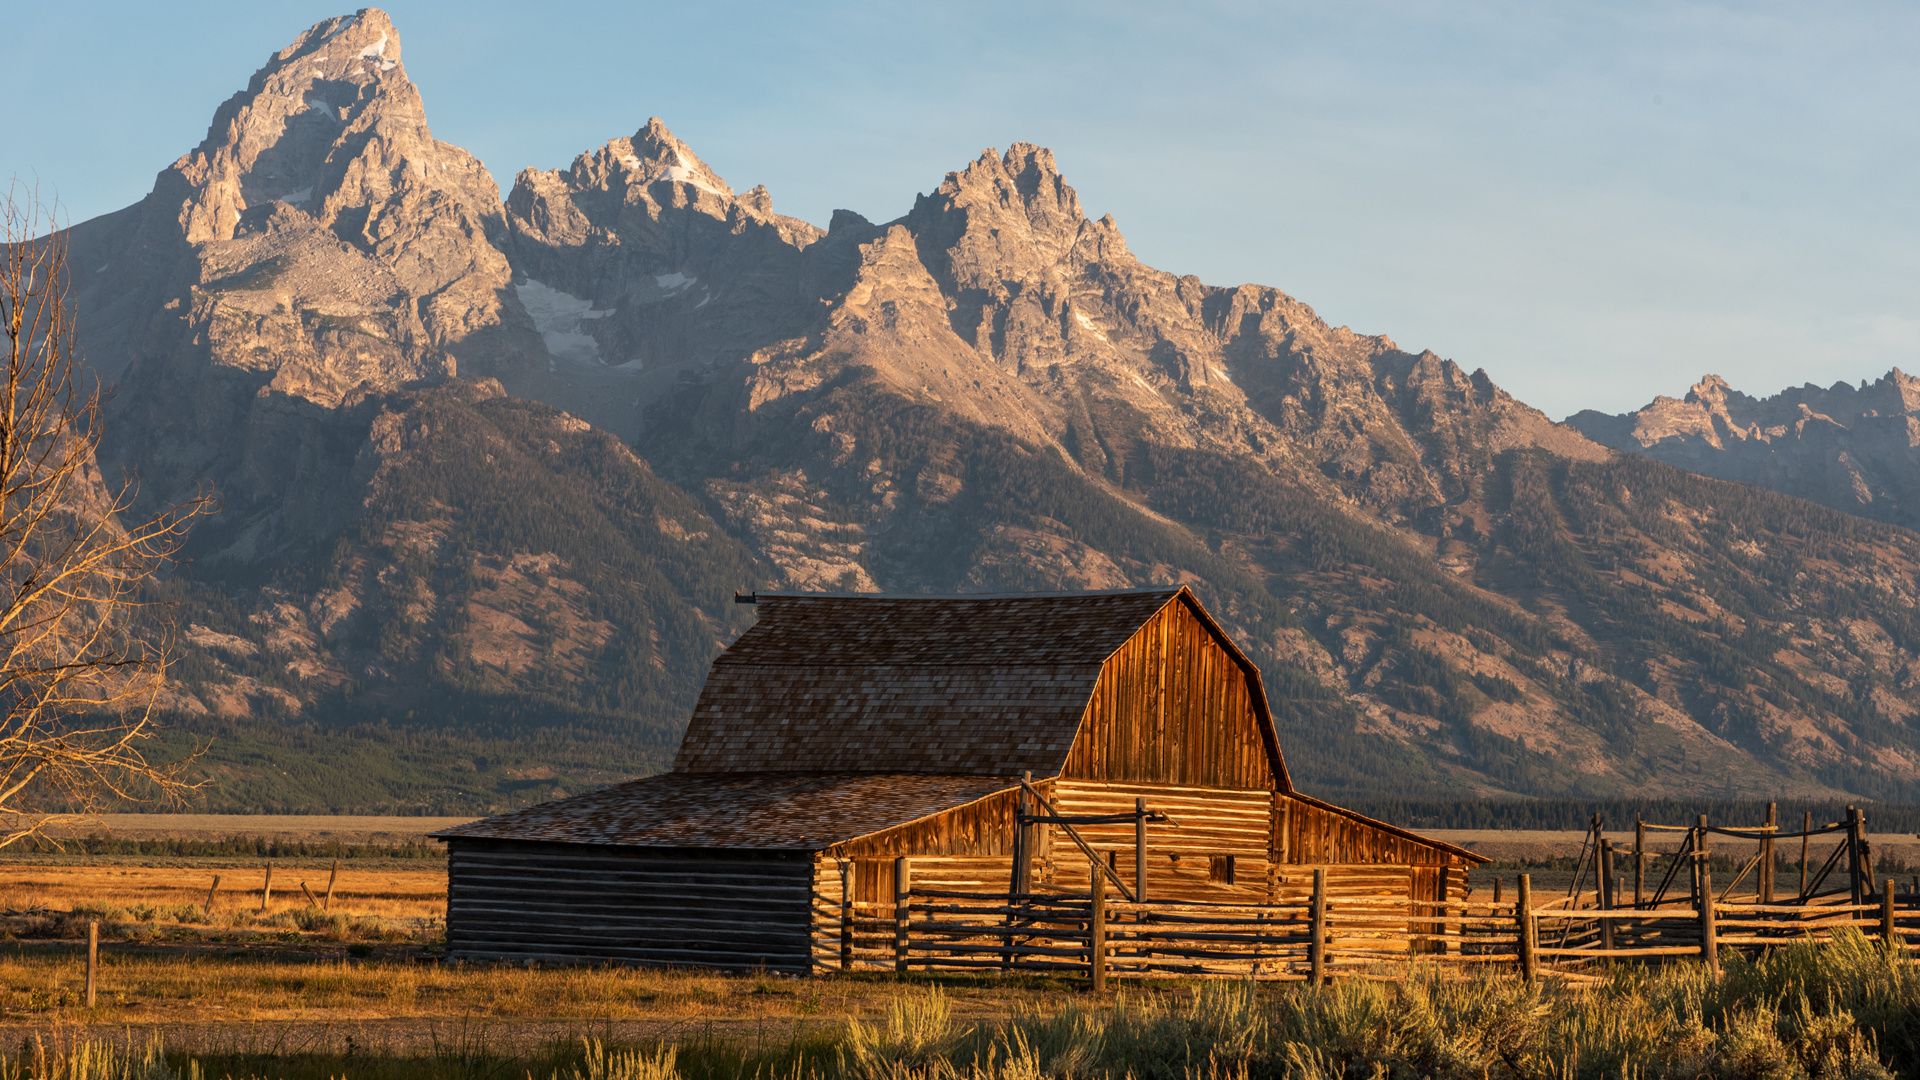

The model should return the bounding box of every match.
[0,182,212,847]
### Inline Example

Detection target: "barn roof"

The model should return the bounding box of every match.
[432,772,1012,850]
[671,587,1206,777]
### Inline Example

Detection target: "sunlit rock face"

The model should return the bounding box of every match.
[1570,370,1920,529]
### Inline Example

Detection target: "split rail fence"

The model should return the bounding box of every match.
[812,803,1920,985]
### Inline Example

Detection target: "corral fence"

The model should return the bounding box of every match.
[814,803,1917,985]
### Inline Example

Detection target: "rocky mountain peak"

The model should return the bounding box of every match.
[910,143,1090,288]
[163,8,446,246]
[539,118,739,210]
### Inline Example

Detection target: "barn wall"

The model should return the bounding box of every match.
[827,787,1021,861]
[446,839,814,972]
[1062,600,1274,789]
[1278,796,1459,867]
[1042,780,1275,902]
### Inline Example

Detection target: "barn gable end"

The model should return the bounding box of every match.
[1063,593,1283,791]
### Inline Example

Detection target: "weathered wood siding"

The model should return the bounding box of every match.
[1042,780,1276,902]
[826,787,1022,861]
[1062,600,1274,789]
[1277,796,1457,867]
[446,839,814,972]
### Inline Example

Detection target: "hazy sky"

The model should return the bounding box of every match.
[9,2,1915,418]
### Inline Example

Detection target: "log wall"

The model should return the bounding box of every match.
[1043,780,1275,903]
[446,839,815,972]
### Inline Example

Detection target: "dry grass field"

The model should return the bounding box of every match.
[0,862,446,926]
[40,815,476,844]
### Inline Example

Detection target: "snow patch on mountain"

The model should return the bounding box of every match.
[663,152,726,197]
[516,279,612,366]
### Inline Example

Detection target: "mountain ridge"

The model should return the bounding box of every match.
[1569,370,1920,531]
[27,8,1920,811]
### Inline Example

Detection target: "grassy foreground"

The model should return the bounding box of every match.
[8,931,1916,1080]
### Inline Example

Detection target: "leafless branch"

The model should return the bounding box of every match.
[0,179,214,848]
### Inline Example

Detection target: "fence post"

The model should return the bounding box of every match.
[1691,819,1706,907]
[203,875,221,918]
[260,863,274,913]
[324,860,339,911]
[1846,806,1864,906]
[1013,777,1031,896]
[1762,802,1776,904]
[1698,842,1720,976]
[1517,873,1535,983]
[1801,811,1812,898]
[85,920,98,1008]
[895,858,912,973]
[1882,886,1897,944]
[1090,864,1107,992]
[839,861,853,971]
[1634,817,1645,908]
[1598,839,1615,953]
[1135,797,1148,904]
[1310,867,1327,986]
[1858,807,1876,900]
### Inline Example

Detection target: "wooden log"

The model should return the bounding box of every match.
[86,921,98,1008]
[1716,900,1880,914]
[1135,797,1148,903]
[324,860,339,911]
[1698,849,1719,976]
[895,858,911,973]
[260,863,274,913]
[1635,817,1646,907]
[1762,803,1776,904]
[203,875,221,918]
[300,881,321,909]
[1801,812,1812,897]
[1598,839,1615,953]
[1091,866,1107,992]
[839,862,853,972]
[1517,874,1536,983]
[1883,888,1897,943]
[1310,867,1327,985]
[1848,806,1864,906]
[1535,945,1702,958]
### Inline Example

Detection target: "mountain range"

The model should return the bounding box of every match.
[41,9,1920,812]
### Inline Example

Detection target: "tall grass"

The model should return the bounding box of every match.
[6,932,1912,1080]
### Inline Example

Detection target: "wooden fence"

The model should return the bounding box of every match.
[810,804,1920,984]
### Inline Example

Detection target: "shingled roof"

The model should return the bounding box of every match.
[434,772,1013,850]
[671,588,1193,776]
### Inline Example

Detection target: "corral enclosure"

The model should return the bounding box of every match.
[439,587,1482,974]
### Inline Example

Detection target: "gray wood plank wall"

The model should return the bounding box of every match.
[446,839,816,972]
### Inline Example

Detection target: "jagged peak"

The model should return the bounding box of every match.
[588,117,734,200]
[168,7,449,243]
[936,142,1084,223]
[266,8,402,75]
[1684,374,1740,409]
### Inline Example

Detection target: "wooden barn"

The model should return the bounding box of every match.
[435,587,1483,974]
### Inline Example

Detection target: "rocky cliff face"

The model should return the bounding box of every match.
[1568,372,1920,530]
[40,9,1920,809]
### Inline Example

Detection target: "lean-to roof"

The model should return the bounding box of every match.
[433,772,1015,850]
[672,588,1191,776]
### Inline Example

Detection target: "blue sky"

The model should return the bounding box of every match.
[9,1,1915,418]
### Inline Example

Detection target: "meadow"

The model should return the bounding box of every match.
[5,828,1917,1079]
[6,935,1916,1080]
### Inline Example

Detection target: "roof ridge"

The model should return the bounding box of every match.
[743,586,1185,602]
